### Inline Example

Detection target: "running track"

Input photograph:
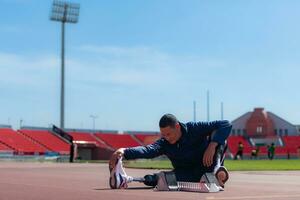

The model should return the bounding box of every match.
[0,162,300,200]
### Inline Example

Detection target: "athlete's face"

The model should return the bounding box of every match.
[160,123,182,144]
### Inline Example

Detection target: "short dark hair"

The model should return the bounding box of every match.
[159,114,178,128]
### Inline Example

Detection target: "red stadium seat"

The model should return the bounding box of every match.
[227,136,253,156]
[94,133,140,149]
[282,136,300,155]
[0,142,13,152]
[0,128,47,155]
[20,129,70,155]
[134,134,161,145]
[68,131,111,149]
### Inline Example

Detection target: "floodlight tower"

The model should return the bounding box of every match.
[207,90,210,122]
[50,1,80,129]
[221,102,224,120]
[193,100,196,122]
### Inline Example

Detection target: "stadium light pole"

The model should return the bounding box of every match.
[50,0,80,129]
[193,100,196,122]
[221,102,224,120]
[90,115,98,133]
[207,90,210,122]
[19,119,23,129]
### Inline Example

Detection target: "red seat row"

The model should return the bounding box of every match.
[68,131,110,149]
[2,127,300,157]
[20,129,70,154]
[227,136,253,155]
[95,133,140,149]
[0,128,47,154]
[0,142,13,151]
[282,136,300,154]
[134,134,160,145]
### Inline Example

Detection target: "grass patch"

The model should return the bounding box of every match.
[74,160,108,164]
[124,159,300,171]
[226,160,300,171]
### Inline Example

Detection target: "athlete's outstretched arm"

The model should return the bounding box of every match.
[109,139,165,169]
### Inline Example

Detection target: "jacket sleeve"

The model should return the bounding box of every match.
[188,120,232,145]
[123,139,165,160]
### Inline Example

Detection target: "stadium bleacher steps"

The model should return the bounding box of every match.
[130,134,144,146]
[50,130,72,145]
[18,130,54,152]
[90,133,114,151]
[0,141,16,151]
[16,131,50,152]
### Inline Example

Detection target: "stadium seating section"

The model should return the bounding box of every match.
[94,133,140,149]
[1,127,299,158]
[282,136,300,155]
[20,129,70,155]
[0,128,47,154]
[274,146,288,155]
[134,134,160,145]
[68,131,111,149]
[0,142,13,151]
[227,136,254,156]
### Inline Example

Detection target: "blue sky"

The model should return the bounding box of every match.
[1,0,300,131]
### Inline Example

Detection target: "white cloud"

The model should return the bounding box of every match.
[1,45,300,130]
[71,45,182,88]
[0,52,59,87]
[0,45,231,92]
[73,45,232,91]
[77,45,174,71]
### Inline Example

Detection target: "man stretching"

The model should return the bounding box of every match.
[109,113,232,189]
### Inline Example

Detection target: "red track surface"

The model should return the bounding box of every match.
[1,162,300,200]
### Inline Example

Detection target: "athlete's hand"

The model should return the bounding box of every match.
[109,148,125,170]
[203,142,218,167]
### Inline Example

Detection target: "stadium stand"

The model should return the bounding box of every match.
[274,146,288,156]
[68,131,112,149]
[134,134,160,145]
[0,128,47,154]
[282,136,300,155]
[0,142,13,151]
[67,131,114,160]
[0,124,298,160]
[227,136,253,156]
[19,129,70,155]
[94,133,140,149]
[255,146,288,157]
[258,146,268,155]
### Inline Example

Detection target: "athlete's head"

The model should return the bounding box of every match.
[159,114,182,144]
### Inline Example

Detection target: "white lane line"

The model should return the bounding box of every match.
[206,194,300,200]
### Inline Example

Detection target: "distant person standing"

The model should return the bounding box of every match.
[268,143,275,160]
[251,146,259,159]
[267,144,270,159]
[234,142,244,160]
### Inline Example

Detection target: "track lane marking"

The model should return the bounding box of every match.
[206,194,300,200]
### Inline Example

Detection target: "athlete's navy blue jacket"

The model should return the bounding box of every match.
[124,120,232,177]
